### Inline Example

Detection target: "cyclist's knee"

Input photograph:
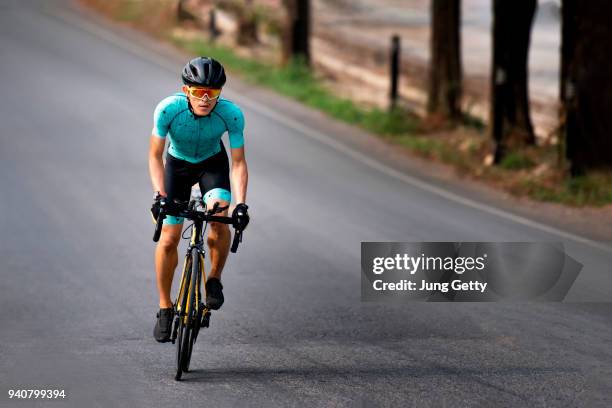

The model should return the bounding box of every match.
[158,225,181,249]
[209,221,229,237]
[205,196,230,238]
[159,236,180,251]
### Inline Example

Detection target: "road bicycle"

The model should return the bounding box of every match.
[152,193,244,380]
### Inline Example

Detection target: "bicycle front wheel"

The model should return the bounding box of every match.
[175,317,191,380]
[183,247,202,372]
[175,253,194,381]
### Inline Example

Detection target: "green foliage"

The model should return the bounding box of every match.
[521,172,612,206]
[394,135,442,156]
[499,152,536,170]
[565,174,612,206]
[169,35,417,136]
[461,113,485,132]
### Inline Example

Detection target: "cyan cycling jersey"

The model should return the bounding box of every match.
[152,93,245,163]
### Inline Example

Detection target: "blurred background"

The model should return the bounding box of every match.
[83,0,612,208]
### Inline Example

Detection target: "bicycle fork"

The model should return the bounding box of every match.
[171,244,211,345]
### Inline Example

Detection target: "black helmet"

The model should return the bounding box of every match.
[181,57,226,88]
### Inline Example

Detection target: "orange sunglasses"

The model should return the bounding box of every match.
[187,86,222,100]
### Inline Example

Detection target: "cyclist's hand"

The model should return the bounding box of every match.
[151,192,166,223]
[232,203,249,230]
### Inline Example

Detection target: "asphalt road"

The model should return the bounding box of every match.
[1,1,612,407]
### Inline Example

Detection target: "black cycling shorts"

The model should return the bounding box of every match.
[163,143,231,224]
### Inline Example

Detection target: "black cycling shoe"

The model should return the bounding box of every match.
[153,308,174,343]
[205,278,224,310]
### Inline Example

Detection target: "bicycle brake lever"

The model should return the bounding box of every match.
[230,229,242,253]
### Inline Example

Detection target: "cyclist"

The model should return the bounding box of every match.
[149,57,250,343]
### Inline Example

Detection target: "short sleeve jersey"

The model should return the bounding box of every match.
[152,93,245,163]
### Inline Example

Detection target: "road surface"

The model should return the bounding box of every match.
[1,1,611,407]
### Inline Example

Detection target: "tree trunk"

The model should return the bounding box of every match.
[177,0,194,22]
[561,0,612,175]
[236,0,258,46]
[208,8,220,41]
[427,0,462,122]
[177,0,185,21]
[490,0,536,163]
[282,0,310,65]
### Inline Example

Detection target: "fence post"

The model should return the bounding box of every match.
[209,8,219,40]
[390,35,400,110]
[177,0,183,20]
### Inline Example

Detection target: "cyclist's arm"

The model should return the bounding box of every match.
[149,135,166,196]
[230,146,248,204]
[150,96,175,195]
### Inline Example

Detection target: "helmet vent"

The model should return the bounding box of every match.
[204,63,210,85]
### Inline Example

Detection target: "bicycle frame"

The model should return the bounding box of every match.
[175,218,206,327]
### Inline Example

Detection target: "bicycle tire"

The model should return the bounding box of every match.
[183,247,201,372]
[175,254,193,381]
[175,320,190,380]
[179,315,192,373]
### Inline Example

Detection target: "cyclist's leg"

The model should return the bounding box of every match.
[204,189,230,280]
[156,224,182,308]
[155,154,193,308]
[198,145,231,281]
